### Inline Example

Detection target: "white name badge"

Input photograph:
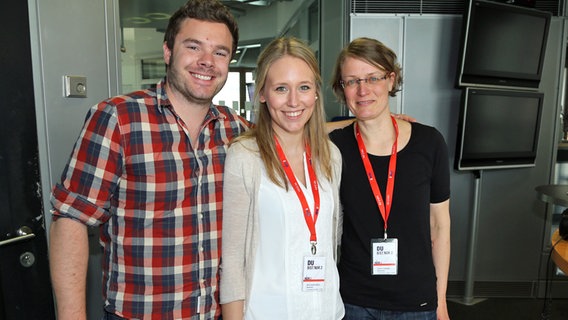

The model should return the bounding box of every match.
[371,238,398,275]
[302,256,326,291]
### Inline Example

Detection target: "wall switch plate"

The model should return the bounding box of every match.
[63,75,87,98]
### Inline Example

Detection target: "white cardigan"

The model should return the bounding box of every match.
[219,137,343,305]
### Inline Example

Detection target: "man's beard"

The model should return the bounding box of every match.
[167,54,225,105]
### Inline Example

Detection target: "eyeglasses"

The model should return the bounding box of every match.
[339,74,389,89]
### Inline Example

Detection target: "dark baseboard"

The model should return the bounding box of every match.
[448,279,568,299]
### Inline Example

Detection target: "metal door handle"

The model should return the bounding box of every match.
[0,226,35,247]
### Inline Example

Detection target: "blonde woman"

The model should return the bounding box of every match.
[220,37,344,320]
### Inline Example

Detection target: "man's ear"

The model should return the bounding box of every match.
[163,42,171,66]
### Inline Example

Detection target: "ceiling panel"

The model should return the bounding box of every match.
[119,0,283,29]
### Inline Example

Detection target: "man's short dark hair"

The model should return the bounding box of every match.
[164,0,239,57]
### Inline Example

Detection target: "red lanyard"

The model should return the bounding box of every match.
[274,136,320,254]
[355,116,398,238]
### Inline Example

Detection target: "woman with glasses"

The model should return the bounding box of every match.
[329,37,451,320]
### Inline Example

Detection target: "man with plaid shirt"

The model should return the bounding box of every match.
[48,1,250,319]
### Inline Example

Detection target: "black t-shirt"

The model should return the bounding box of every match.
[329,122,450,311]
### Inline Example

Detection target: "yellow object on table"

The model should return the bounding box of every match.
[551,229,568,274]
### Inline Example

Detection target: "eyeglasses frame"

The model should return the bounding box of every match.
[339,73,390,89]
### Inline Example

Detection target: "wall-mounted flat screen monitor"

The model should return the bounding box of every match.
[455,88,544,171]
[457,0,551,90]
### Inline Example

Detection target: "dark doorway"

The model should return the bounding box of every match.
[0,1,56,319]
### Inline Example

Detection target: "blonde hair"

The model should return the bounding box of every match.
[234,37,332,189]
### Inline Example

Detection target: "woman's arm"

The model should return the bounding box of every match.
[430,199,451,320]
[220,143,254,319]
[221,301,245,320]
[324,113,416,133]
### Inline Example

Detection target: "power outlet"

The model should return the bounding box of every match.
[63,75,87,98]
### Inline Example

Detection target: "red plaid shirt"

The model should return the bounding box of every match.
[51,79,250,319]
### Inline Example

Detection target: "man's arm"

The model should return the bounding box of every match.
[430,200,451,320]
[49,217,89,320]
[392,113,416,122]
[325,118,355,133]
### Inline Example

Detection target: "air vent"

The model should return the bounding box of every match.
[350,0,561,16]
[351,0,465,14]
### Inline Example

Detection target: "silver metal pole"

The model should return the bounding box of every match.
[462,170,486,305]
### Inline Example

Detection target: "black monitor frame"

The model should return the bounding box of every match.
[455,87,544,171]
[457,0,551,90]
